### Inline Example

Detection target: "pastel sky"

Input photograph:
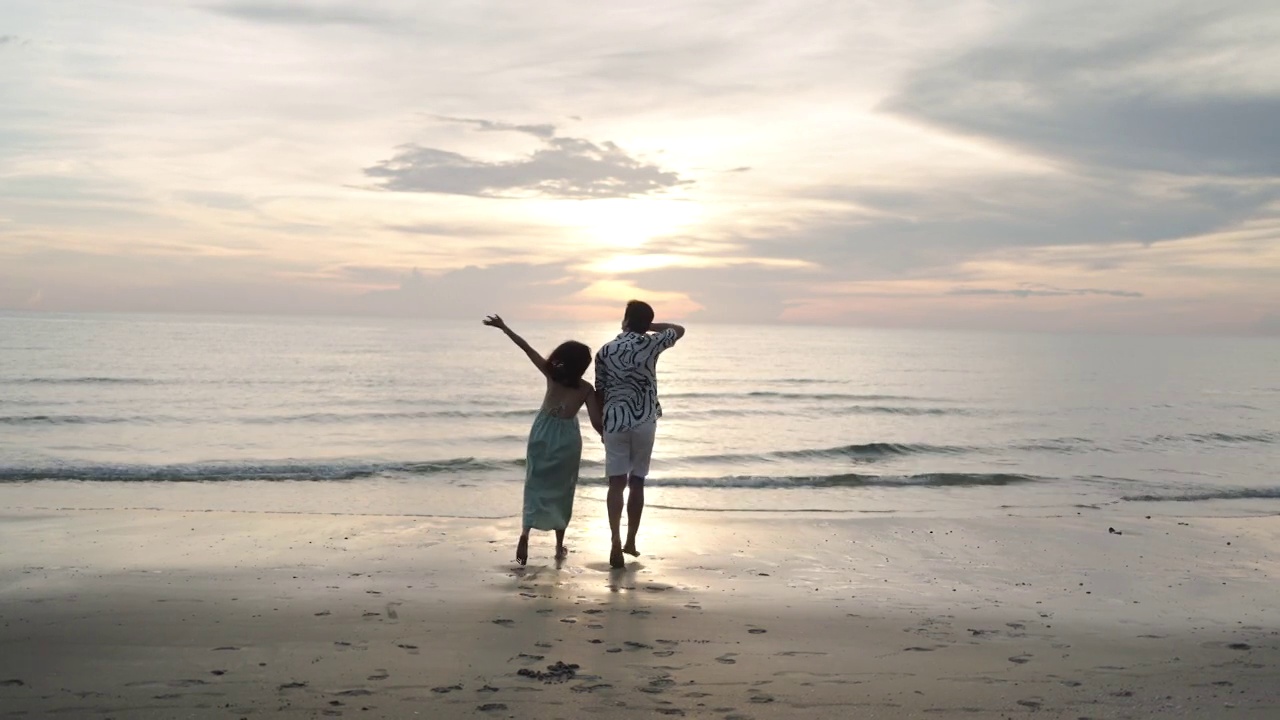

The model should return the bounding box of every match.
[2,0,1278,333]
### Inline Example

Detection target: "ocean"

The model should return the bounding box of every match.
[2,311,1277,517]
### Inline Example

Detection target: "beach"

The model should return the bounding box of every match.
[2,481,1277,719]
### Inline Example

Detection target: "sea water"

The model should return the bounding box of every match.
[1,312,1277,517]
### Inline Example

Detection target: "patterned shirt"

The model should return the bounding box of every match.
[595,329,680,433]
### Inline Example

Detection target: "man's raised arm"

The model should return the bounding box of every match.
[650,322,685,343]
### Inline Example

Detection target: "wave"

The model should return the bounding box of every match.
[0,408,546,426]
[1147,432,1275,445]
[1013,437,1106,453]
[0,414,142,426]
[0,460,1036,489]
[671,442,972,465]
[1122,487,1280,503]
[663,391,939,402]
[3,376,158,385]
[581,472,1038,489]
[0,458,519,483]
[834,405,973,416]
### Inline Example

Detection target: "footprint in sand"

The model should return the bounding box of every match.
[748,628,767,635]
[432,684,463,694]
[904,647,935,652]
[278,682,308,690]
[367,670,389,681]
[716,653,738,665]
[0,680,24,687]
[397,643,419,654]
[478,703,508,712]
[624,641,653,650]
[587,624,604,630]
[1008,654,1032,664]
[583,608,603,615]
[655,709,685,716]
[748,693,775,704]
[493,619,515,627]
[1016,699,1043,710]
[336,689,373,697]
[654,650,676,657]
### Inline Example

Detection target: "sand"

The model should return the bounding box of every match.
[1,483,1278,719]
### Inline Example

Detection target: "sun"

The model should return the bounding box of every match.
[532,197,703,249]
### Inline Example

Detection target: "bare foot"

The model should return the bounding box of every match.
[555,545,569,560]
[609,546,625,569]
[516,535,528,566]
[622,541,640,557]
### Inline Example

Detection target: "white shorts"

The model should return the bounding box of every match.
[603,419,657,478]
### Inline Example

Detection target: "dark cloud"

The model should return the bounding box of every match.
[882,6,1280,177]
[364,135,686,199]
[208,2,391,27]
[430,116,557,139]
[949,285,1143,299]
[727,175,1280,274]
[0,35,18,45]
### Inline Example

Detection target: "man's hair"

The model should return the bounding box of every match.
[624,300,655,333]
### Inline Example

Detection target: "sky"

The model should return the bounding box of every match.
[1,0,1278,334]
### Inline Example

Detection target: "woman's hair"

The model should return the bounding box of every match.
[547,340,592,388]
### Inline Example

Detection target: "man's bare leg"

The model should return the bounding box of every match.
[607,475,628,568]
[623,475,644,556]
[555,529,568,559]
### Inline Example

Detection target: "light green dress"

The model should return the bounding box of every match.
[523,408,582,531]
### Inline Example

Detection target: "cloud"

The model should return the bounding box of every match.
[0,35,18,45]
[207,2,392,27]
[430,115,557,139]
[882,3,1280,177]
[948,285,1143,299]
[364,132,687,199]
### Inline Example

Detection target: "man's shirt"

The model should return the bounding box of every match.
[594,328,680,433]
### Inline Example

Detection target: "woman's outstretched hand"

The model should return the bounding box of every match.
[483,314,507,330]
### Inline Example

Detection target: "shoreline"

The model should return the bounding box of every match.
[2,486,1278,718]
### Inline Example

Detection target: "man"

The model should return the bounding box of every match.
[594,300,685,569]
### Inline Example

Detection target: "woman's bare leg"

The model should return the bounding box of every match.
[516,527,530,565]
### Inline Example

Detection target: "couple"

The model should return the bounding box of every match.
[484,300,685,569]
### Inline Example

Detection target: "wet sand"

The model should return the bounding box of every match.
[1,485,1278,718]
